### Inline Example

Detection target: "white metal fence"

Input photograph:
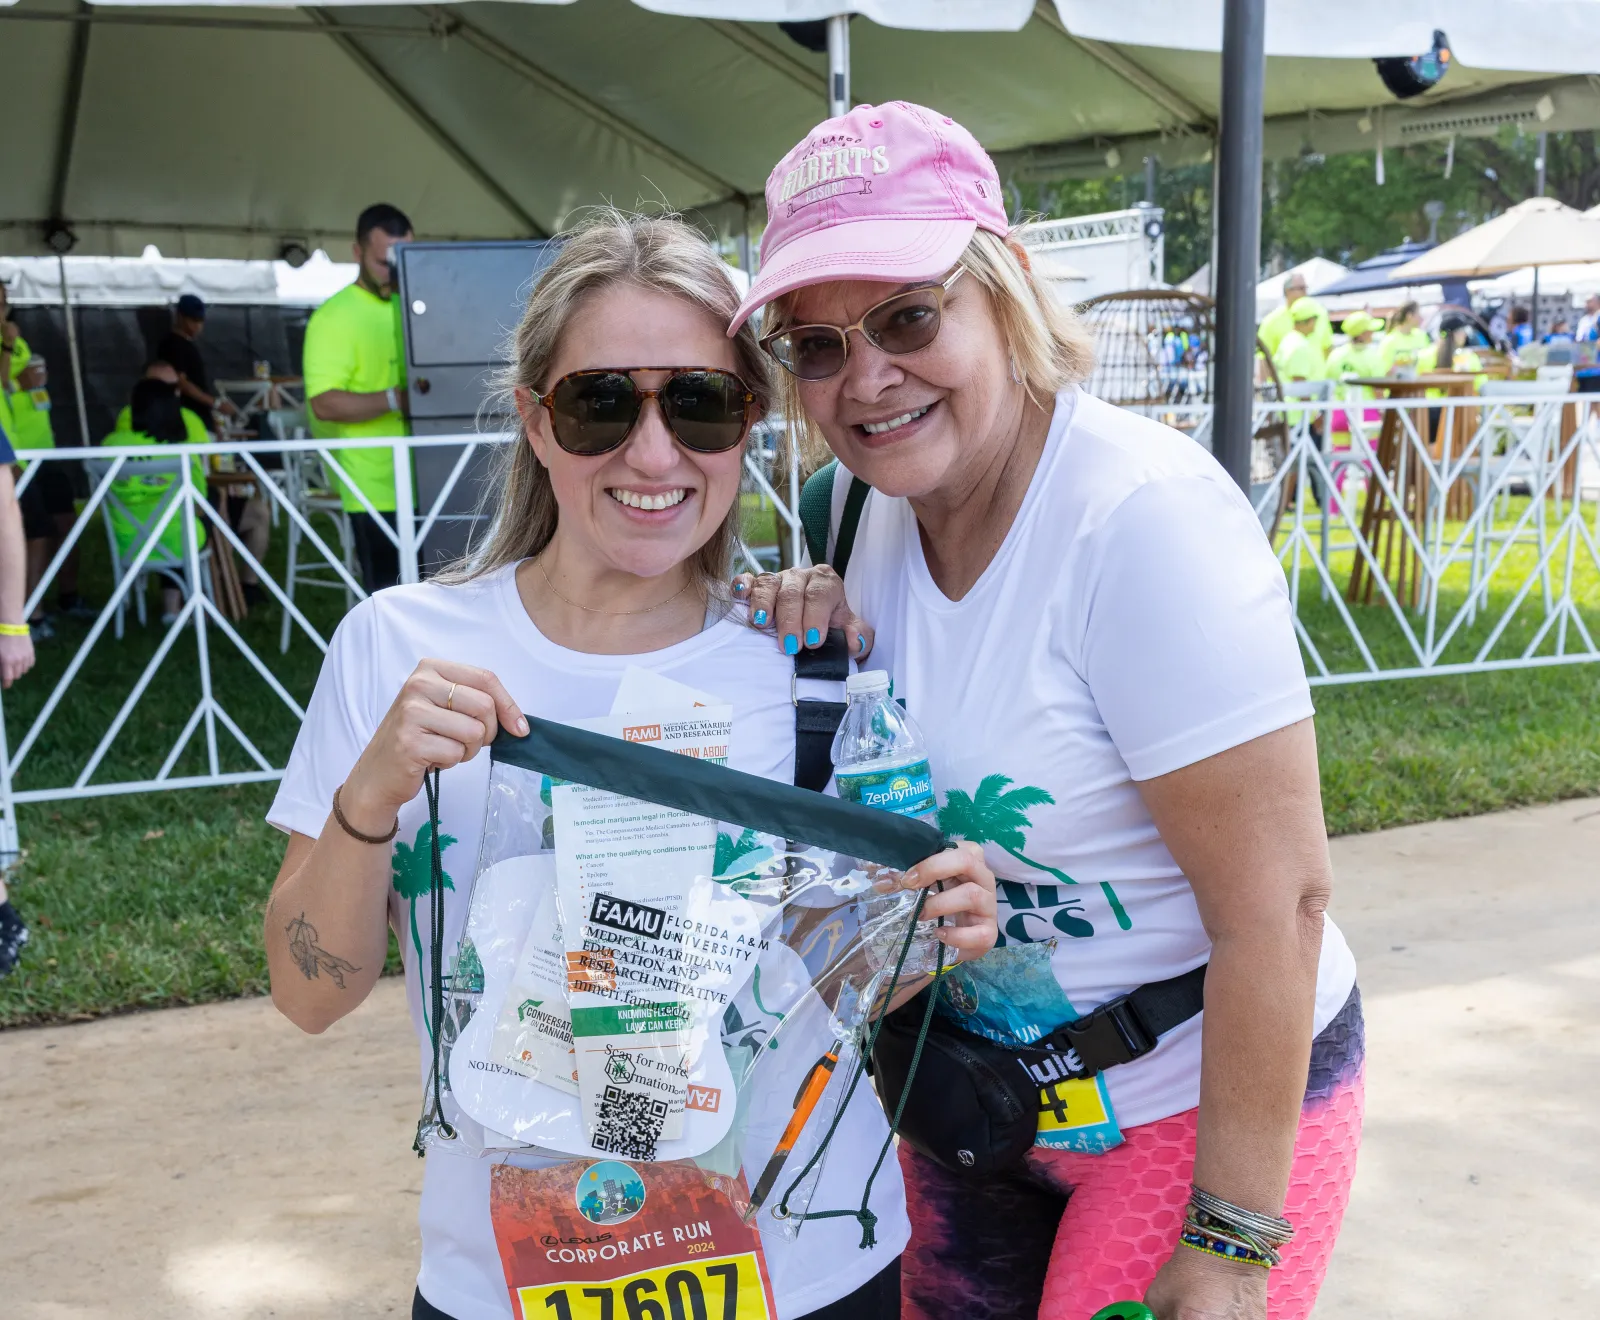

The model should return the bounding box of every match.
[1,391,1596,852]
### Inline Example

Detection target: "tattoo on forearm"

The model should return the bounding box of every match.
[285,911,362,989]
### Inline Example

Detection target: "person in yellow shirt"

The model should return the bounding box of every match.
[1272,300,1328,454]
[1259,272,1335,359]
[8,355,80,638]
[1326,312,1383,382]
[303,203,414,591]
[1273,300,1327,384]
[1324,311,1385,452]
[1378,301,1431,375]
[0,280,30,388]
[103,376,210,626]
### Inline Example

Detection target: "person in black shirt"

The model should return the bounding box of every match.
[157,294,239,428]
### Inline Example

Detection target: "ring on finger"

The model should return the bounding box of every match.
[445,682,458,712]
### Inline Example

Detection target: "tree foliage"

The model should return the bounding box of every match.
[1014,129,1600,285]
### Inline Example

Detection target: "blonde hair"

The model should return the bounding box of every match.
[447,210,772,598]
[764,225,1095,474]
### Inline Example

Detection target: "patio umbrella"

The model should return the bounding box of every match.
[1392,198,1600,280]
[1393,197,1600,337]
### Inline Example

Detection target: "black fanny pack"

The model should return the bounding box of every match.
[871,963,1208,1176]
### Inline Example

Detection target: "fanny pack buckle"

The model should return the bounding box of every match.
[1057,994,1157,1077]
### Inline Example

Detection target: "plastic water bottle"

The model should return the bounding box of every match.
[830,671,937,824]
[832,671,943,977]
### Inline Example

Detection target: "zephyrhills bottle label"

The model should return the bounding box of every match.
[836,759,937,819]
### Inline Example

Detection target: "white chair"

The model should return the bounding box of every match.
[1470,381,1571,615]
[274,416,357,653]
[1279,381,1352,587]
[84,456,213,640]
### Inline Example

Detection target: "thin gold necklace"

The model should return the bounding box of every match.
[535,554,695,616]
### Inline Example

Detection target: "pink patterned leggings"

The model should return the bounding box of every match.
[900,987,1364,1320]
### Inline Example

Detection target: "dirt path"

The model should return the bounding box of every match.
[3,980,421,1318]
[6,798,1598,1319]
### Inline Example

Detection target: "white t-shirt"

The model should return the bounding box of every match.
[268,563,908,1320]
[825,389,1358,1131]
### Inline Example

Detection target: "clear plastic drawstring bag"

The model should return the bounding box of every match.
[414,715,947,1267]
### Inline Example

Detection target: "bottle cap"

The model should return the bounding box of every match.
[846,669,891,695]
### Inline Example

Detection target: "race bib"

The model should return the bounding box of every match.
[1034,1073,1124,1154]
[490,1159,776,1320]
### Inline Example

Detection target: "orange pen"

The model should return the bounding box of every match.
[744,1045,841,1220]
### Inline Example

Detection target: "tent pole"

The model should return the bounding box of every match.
[827,16,849,118]
[1532,265,1540,342]
[58,255,91,449]
[1212,0,1265,493]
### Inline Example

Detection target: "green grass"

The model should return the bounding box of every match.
[5,486,1600,1026]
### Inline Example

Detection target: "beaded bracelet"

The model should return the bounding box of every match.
[1179,1225,1272,1268]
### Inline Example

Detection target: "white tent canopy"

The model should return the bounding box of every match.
[1183,256,1450,319]
[1473,263,1600,302]
[0,248,357,307]
[3,0,1599,258]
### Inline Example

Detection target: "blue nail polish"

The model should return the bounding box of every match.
[733,581,746,594]
[754,609,768,626]
[806,627,820,647]
[783,634,799,655]
[857,633,866,653]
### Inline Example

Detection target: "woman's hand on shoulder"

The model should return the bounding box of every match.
[341,659,529,831]
[732,566,874,660]
[895,840,999,965]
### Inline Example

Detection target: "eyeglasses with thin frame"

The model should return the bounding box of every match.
[761,268,965,381]
[526,367,759,457]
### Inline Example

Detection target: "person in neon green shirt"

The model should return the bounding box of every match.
[1378,301,1432,375]
[303,202,414,591]
[1259,272,1334,359]
[10,355,72,636]
[1324,311,1385,449]
[1326,311,1383,404]
[1325,311,1384,387]
[0,281,30,388]
[1272,299,1327,435]
[103,377,209,625]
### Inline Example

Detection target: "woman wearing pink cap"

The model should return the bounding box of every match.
[733,104,1362,1320]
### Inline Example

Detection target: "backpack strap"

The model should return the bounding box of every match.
[792,628,851,793]
[798,459,839,567]
[797,460,871,577]
[791,466,871,792]
[831,475,871,579]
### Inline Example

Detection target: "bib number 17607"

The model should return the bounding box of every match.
[526,1253,768,1320]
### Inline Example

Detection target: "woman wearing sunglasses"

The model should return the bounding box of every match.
[263,211,996,1320]
[731,104,1362,1320]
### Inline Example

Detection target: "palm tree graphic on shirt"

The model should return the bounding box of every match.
[391,821,457,1042]
[938,774,1132,931]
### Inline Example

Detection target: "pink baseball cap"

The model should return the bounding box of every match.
[728,101,1010,335]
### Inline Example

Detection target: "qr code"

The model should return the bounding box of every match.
[593,1085,668,1161]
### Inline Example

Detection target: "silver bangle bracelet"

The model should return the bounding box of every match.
[1186,1186,1295,1267]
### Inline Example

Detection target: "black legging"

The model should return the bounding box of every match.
[351,510,400,592]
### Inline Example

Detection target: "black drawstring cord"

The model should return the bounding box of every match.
[418,767,455,1152]
[775,886,946,1248]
